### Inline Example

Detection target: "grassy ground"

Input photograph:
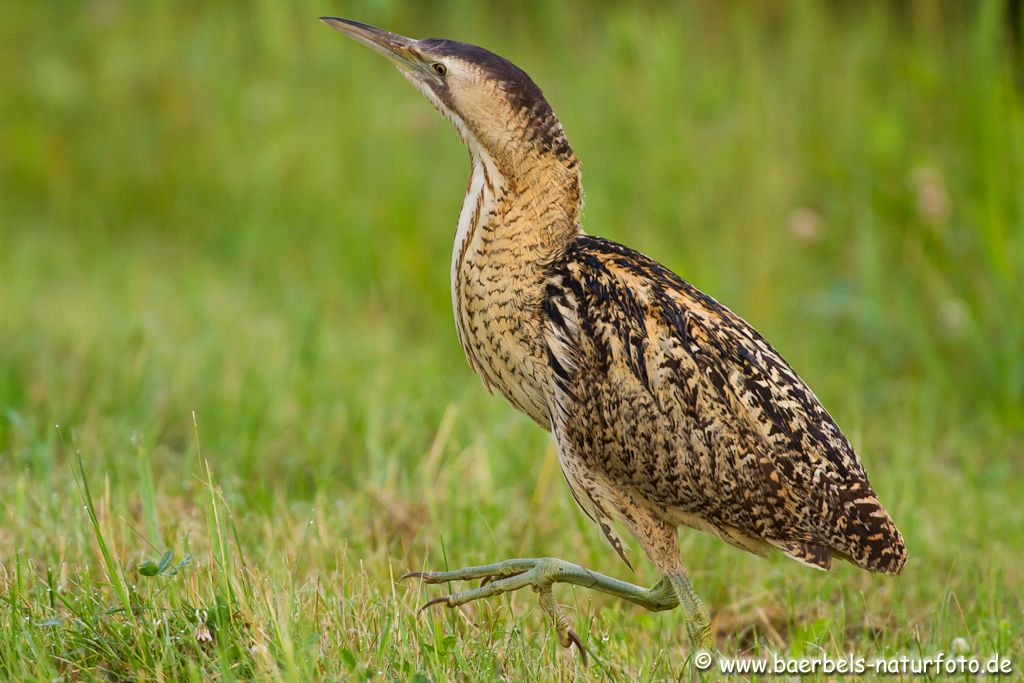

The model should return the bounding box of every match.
[1,1,1022,680]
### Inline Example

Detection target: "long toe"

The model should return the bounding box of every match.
[402,559,539,584]
[536,582,588,663]
[422,571,536,608]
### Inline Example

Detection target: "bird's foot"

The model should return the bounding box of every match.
[404,558,590,662]
[403,558,712,655]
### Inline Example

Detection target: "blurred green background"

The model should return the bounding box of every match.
[1,1,1022,679]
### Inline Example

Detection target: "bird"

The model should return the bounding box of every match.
[321,17,908,658]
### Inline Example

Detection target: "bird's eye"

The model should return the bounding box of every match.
[432,62,447,77]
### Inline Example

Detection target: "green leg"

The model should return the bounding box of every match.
[668,572,712,649]
[404,557,680,661]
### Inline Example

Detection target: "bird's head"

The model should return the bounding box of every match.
[322,18,576,175]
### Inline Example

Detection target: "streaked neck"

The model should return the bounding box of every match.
[451,142,581,286]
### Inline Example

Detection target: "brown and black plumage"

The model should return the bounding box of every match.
[544,237,905,575]
[322,18,907,656]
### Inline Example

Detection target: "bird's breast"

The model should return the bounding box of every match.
[450,166,552,427]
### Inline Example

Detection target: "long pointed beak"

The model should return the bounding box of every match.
[320,18,419,69]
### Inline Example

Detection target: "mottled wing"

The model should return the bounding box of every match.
[541,236,906,575]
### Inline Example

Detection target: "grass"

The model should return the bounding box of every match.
[1,0,1022,679]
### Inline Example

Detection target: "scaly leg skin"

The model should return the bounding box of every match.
[668,572,712,650]
[403,557,682,663]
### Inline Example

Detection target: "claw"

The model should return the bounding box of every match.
[418,596,451,614]
[566,629,588,665]
[401,571,426,581]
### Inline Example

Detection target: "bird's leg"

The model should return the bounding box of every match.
[403,557,680,659]
[668,572,712,649]
[612,511,713,650]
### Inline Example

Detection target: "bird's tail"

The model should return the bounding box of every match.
[833,484,907,575]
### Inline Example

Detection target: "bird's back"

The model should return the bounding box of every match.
[541,235,907,575]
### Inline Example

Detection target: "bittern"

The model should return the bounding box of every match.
[321,18,907,657]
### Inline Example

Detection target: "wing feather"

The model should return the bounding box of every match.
[541,236,907,574]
